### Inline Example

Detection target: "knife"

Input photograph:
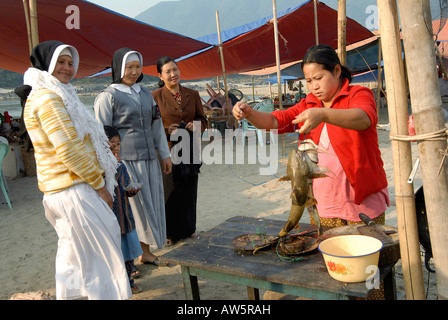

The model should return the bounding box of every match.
[357,213,393,244]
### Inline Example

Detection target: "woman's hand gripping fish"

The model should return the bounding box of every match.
[278,142,330,237]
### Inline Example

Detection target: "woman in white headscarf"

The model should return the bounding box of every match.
[94,48,172,266]
[17,40,131,300]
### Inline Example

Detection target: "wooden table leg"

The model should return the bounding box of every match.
[181,266,200,300]
[247,286,260,300]
[383,266,397,300]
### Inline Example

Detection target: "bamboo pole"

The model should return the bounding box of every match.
[29,0,39,47]
[397,0,448,300]
[269,82,272,99]
[377,0,426,300]
[272,0,285,155]
[376,37,383,120]
[435,44,448,80]
[337,0,346,65]
[215,11,231,126]
[251,76,255,101]
[313,0,319,45]
[22,0,32,54]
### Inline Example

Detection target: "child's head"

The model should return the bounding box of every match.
[104,126,121,159]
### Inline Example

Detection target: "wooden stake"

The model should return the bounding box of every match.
[398,0,448,300]
[337,0,346,65]
[272,0,285,155]
[377,0,426,300]
[216,11,231,126]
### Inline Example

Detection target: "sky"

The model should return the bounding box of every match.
[87,0,178,18]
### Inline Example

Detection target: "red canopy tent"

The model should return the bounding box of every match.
[0,0,210,78]
[142,0,374,80]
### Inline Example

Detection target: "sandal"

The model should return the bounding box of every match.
[131,283,142,294]
[143,256,169,267]
[131,265,140,278]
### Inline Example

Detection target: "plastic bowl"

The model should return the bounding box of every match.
[318,235,383,283]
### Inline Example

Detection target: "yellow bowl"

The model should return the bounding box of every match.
[318,235,383,283]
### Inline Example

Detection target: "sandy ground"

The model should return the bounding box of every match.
[0,83,439,300]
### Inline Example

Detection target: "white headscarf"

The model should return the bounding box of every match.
[47,45,79,81]
[120,51,143,79]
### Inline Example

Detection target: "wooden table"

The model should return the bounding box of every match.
[161,216,397,300]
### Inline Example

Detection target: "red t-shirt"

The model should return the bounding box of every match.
[272,79,389,206]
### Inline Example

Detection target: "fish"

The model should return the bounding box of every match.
[251,140,330,254]
[278,140,330,237]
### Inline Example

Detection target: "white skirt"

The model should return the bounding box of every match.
[123,159,166,249]
[43,183,132,300]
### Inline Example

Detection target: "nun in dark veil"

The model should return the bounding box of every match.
[94,48,172,266]
[17,40,131,300]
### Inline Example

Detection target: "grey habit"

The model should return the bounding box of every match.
[94,84,171,249]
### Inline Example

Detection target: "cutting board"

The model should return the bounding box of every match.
[323,224,400,266]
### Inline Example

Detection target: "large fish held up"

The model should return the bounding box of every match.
[278,139,330,237]
[249,139,330,255]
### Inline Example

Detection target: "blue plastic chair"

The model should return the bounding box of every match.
[0,142,12,209]
[241,99,275,147]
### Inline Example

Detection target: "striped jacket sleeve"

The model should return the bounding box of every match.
[28,89,105,191]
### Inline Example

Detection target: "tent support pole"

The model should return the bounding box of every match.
[216,11,232,128]
[22,0,32,54]
[272,0,285,155]
[29,0,39,48]
[337,0,346,65]
[251,76,255,101]
[376,37,383,120]
[269,82,272,99]
[377,0,426,300]
[397,0,448,300]
[313,0,319,45]
[435,44,447,80]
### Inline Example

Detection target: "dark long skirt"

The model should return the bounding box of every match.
[164,173,198,242]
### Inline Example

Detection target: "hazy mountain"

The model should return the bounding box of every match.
[135,0,379,39]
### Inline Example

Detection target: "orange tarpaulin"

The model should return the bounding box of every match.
[0,0,210,78]
[142,0,374,80]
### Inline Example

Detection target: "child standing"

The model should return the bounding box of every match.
[104,125,143,294]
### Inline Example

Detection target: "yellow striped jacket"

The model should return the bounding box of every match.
[24,88,105,194]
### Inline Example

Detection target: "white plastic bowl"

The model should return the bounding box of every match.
[318,235,383,283]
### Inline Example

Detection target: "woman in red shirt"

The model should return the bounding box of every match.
[233,44,389,227]
[233,44,389,300]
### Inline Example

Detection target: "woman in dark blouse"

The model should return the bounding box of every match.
[152,56,207,245]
